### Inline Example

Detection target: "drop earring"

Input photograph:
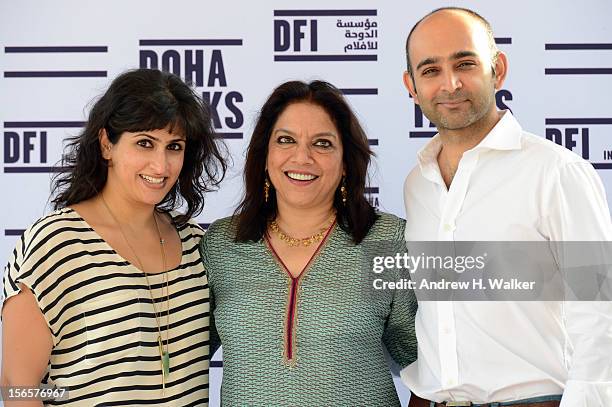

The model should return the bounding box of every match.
[264,178,270,203]
[340,177,347,205]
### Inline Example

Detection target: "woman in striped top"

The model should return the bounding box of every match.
[1,69,226,406]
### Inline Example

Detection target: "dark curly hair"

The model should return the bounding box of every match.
[234,80,377,244]
[51,68,227,225]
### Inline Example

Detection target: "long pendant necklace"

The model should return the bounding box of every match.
[100,195,171,394]
[151,214,171,389]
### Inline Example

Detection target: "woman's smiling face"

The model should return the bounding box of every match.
[266,102,344,212]
[101,125,186,207]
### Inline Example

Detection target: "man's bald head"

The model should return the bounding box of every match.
[405,7,499,81]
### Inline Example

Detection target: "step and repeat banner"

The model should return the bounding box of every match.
[1,0,611,405]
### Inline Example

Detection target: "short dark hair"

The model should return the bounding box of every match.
[405,7,499,80]
[234,80,378,244]
[51,68,227,225]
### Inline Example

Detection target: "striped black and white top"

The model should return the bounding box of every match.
[2,208,211,406]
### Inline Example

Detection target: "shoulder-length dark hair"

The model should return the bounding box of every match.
[51,68,227,225]
[234,80,377,244]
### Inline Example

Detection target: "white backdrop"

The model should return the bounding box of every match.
[1,1,611,405]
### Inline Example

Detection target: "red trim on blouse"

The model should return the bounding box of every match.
[265,220,336,362]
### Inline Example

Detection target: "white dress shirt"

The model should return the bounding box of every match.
[401,111,612,406]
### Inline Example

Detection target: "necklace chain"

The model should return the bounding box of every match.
[269,215,335,247]
[100,195,170,392]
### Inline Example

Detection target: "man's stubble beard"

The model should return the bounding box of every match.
[421,82,497,133]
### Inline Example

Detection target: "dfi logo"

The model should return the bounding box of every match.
[4,129,47,165]
[274,19,318,52]
[545,118,612,169]
[2,121,81,173]
[273,10,378,62]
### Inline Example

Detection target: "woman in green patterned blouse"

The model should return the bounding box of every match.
[201,80,417,406]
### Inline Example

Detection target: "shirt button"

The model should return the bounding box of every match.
[442,326,452,335]
[443,223,456,232]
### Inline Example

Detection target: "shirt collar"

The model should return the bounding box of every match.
[416,110,522,171]
[475,110,522,151]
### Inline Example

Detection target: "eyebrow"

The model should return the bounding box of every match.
[135,133,186,143]
[274,128,338,138]
[415,50,479,72]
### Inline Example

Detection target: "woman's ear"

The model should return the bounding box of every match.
[99,129,112,160]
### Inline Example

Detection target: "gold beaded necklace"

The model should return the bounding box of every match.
[100,195,171,394]
[269,214,336,247]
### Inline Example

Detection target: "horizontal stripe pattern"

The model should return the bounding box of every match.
[2,208,210,406]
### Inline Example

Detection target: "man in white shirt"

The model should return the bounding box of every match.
[401,7,612,407]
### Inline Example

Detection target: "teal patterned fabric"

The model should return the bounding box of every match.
[201,212,417,406]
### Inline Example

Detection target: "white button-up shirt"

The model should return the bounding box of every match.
[401,111,612,406]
